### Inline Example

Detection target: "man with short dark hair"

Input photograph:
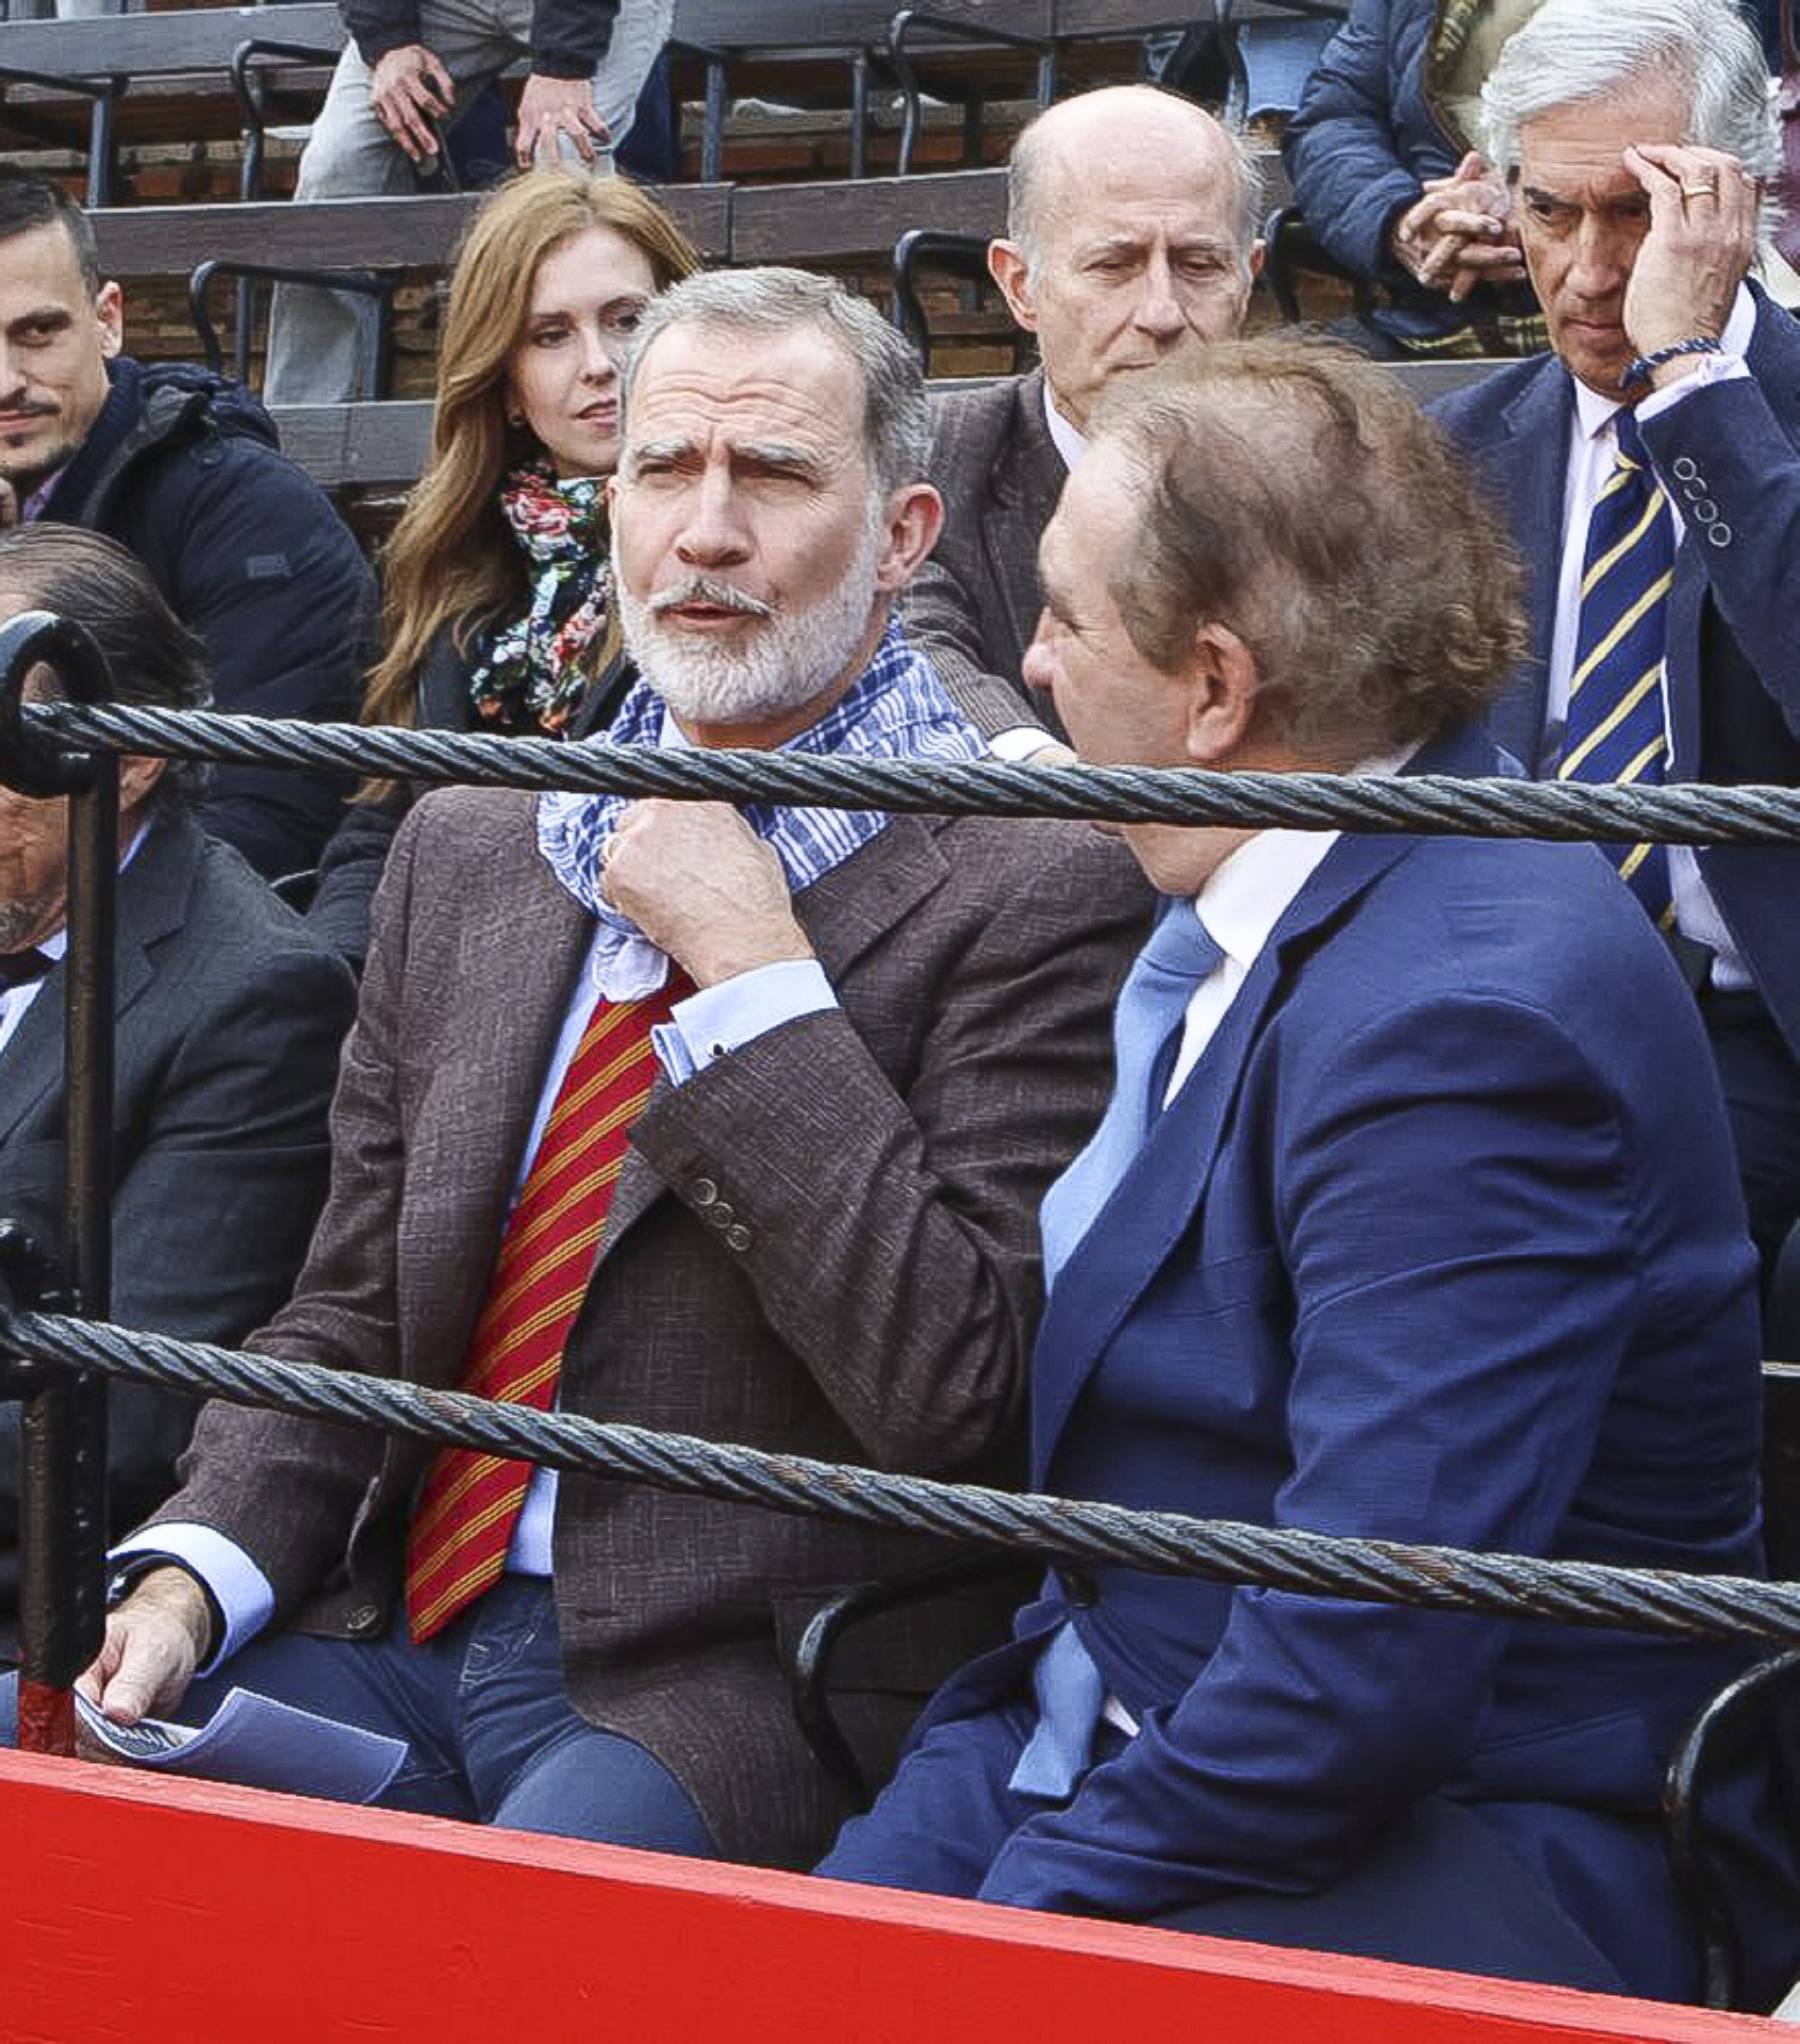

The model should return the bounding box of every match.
[1433,0,1800,1280]
[0,168,375,879]
[902,85,1262,756]
[0,523,356,1657]
[55,270,1147,1866]
[820,336,1789,2004]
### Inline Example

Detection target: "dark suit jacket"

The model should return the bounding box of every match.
[147,787,1149,1866]
[0,813,356,1643]
[1432,287,1800,1057]
[903,368,1066,742]
[897,723,1783,1995]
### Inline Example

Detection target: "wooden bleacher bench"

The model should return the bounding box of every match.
[1,0,1345,200]
[270,357,1499,495]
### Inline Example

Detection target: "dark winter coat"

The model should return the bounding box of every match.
[39,358,376,880]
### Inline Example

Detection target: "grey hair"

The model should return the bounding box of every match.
[0,524,211,817]
[621,266,930,498]
[1006,86,1265,278]
[1482,0,1780,207]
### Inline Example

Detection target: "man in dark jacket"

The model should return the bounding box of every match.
[1283,0,1549,356]
[0,168,376,879]
[0,524,357,1658]
[264,0,671,403]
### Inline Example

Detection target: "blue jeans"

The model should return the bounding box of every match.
[1,1577,715,1853]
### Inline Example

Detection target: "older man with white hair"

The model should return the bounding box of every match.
[43,268,1147,1869]
[1434,0,1800,1283]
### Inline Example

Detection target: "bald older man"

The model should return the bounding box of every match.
[902,85,1263,755]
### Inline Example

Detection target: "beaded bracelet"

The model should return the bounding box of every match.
[1619,336,1724,391]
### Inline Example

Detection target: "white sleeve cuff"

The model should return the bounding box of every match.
[1636,352,1751,421]
[111,1523,276,1673]
[988,724,1057,763]
[652,958,838,1085]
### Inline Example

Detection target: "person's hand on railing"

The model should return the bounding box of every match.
[73,1566,213,1751]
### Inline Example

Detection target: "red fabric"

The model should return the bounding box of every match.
[404,973,687,1643]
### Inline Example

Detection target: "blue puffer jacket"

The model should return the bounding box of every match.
[1283,0,1535,348]
[39,358,375,879]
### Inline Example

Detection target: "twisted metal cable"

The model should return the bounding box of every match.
[16,701,1800,843]
[7,1307,1800,1646]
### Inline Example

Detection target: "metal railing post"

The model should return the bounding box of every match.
[0,610,119,1756]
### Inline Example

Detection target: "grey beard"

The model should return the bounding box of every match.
[616,520,885,727]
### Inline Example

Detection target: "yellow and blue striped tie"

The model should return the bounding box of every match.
[1558,409,1675,923]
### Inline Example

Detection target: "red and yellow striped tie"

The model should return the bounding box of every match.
[405,972,688,1644]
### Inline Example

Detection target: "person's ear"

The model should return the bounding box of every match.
[1182,622,1260,766]
[117,753,165,816]
[95,280,124,361]
[872,481,944,594]
[987,239,1040,334]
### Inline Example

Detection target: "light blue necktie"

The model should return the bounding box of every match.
[1558,408,1675,923]
[1038,898,1226,1288]
[1014,899,1225,1800]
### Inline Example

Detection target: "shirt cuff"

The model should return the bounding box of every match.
[1636,352,1751,420]
[651,958,838,1085]
[111,1524,276,1674]
[988,725,1058,764]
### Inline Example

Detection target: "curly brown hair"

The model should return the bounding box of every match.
[1095,336,1527,760]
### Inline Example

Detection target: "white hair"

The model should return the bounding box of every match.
[1482,0,1780,211]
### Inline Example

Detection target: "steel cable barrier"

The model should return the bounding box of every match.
[2,604,1799,1762]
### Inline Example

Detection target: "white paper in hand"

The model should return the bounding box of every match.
[76,1687,407,1803]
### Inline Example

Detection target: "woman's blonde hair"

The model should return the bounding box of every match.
[364,169,701,732]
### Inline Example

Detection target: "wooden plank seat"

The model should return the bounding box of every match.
[271,356,1498,494]
[0,0,1344,199]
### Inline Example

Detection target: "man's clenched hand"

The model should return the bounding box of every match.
[601,800,814,988]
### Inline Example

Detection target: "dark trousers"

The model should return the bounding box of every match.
[818,1697,1688,2002]
[1702,988,1800,1292]
[1,1578,715,1854]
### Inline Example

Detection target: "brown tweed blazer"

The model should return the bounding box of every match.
[147,786,1148,1866]
[902,367,1067,743]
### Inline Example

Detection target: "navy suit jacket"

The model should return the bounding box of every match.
[912,725,1770,1963]
[1432,289,1800,1058]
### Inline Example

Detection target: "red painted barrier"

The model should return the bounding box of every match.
[0,1749,1783,2044]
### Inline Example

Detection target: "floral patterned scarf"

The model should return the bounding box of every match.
[466,464,612,734]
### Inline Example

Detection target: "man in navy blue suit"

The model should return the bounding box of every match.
[1431,0,1800,1279]
[817,336,1791,2004]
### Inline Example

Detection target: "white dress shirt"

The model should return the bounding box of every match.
[1098,757,1405,1738]
[120,929,841,1668]
[984,383,1089,766]
[0,926,66,1062]
[1543,284,1756,990]
[0,823,152,1060]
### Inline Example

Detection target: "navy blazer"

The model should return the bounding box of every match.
[915,724,1769,1966]
[1432,289,1800,1058]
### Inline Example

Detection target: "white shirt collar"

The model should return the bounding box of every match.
[1041,380,1089,472]
[1571,281,1757,443]
[19,820,152,963]
[1192,748,1414,969]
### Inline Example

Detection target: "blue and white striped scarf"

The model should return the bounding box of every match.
[537,618,985,1000]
